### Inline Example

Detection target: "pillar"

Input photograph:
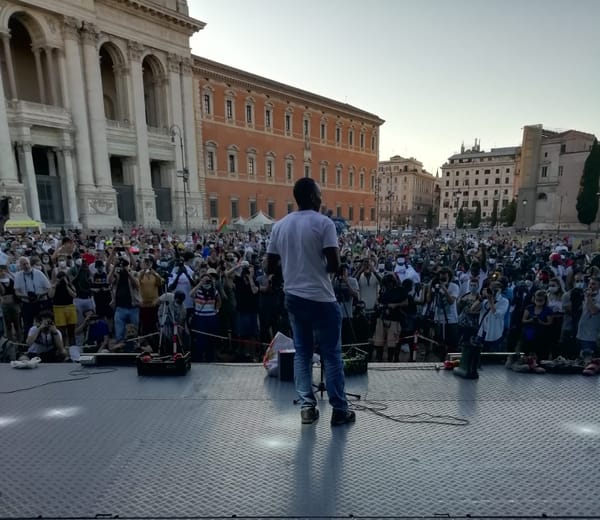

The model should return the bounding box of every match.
[44,47,59,106]
[32,47,46,104]
[56,147,80,227]
[19,143,41,221]
[181,57,204,227]
[57,48,70,109]
[1,33,17,100]
[80,22,112,189]
[128,40,159,227]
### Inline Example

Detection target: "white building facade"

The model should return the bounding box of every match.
[516,125,596,231]
[376,155,436,229]
[0,0,204,229]
[438,141,520,229]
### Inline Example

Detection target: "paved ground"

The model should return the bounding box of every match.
[1,362,599,519]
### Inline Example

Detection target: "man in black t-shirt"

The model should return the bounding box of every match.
[372,274,408,361]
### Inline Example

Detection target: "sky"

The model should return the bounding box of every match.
[188,0,600,175]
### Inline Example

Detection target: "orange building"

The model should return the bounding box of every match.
[192,57,384,227]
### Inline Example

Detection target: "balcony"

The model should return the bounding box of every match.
[5,99,72,130]
[106,119,136,156]
[147,125,175,161]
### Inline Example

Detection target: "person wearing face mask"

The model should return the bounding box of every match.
[14,256,51,340]
[190,273,221,362]
[559,271,585,358]
[91,260,112,323]
[521,290,553,365]
[70,255,95,330]
[427,266,460,359]
[394,255,420,285]
[457,279,482,344]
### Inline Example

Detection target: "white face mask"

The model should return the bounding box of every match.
[469,285,478,294]
[549,286,559,294]
[58,261,67,268]
[525,280,533,289]
[575,282,585,290]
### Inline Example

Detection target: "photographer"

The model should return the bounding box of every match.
[75,309,110,352]
[354,258,381,321]
[49,270,77,347]
[427,266,460,358]
[168,251,195,320]
[471,281,510,352]
[138,256,164,342]
[26,310,66,362]
[190,272,221,362]
[14,256,51,339]
[108,258,141,343]
[234,260,260,360]
[332,264,360,345]
[372,273,407,361]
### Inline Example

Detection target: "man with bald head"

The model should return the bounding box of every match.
[14,256,51,340]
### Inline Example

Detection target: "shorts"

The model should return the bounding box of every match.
[53,304,78,327]
[372,318,402,348]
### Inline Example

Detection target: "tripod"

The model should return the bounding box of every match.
[313,354,361,401]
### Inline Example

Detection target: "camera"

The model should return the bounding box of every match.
[27,291,37,301]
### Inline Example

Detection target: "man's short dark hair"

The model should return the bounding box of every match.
[293,177,317,208]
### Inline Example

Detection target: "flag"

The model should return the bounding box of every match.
[216,217,228,233]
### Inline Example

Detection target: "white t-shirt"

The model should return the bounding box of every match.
[357,272,380,312]
[267,210,338,302]
[27,326,63,354]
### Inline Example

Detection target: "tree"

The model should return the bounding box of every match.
[490,200,499,229]
[576,139,600,226]
[471,201,481,228]
[426,207,434,229]
[456,207,465,229]
[501,199,517,226]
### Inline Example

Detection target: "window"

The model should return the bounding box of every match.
[303,118,310,137]
[471,200,478,207]
[504,189,508,195]
[371,134,376,151]
[348,206,354,221]
[267,201,275,219]
[349,130,354,146]
[304,164,310,178]
[484,169,490,174]
[226,99,233,120]
[475,170,479,175]
[336,205,342,218]
[475,179,479,186]
[360,132,365,150]
[446,172,450,177]
[455,180,459,187]
[483,199,489,207]
[359,172,365,189]
[231,199,239,219]
[474,191,478,196]
[502,199,509,208]
[209,198,218,218]
[541,166,548,178]
[558,165,564,177]
[560,144,566,154]
[505,168,510,173]
[336,126,341,144]
[370,207,375,221]
[349,170,354,188]
[544,152,548,157]
[286,161,293,182]
[207,151,215,171]
[228,154,236,173]
[484,179,489,185]
[285,113,292,134]
[320,123,326,140]
[495,178,500,185]
[266,159,274,179]
[246,104,253,124]
[359,207,365,221]
[456,171,460,176]
[320,166,327,185]
[484,190,488,195]
[249,199,257,216]
[265,108,272,128]
[445,180,450,187]
[203,94,211,115]
[444,213,448,220]
[247,156,255,176]
[483,212,487,217]
[336,168,342,186]
[504,177,509,184]
[464,179,469,186]
[287,202,294,214]
[495,169,500,174]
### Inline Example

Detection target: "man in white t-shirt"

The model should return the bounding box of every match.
[267,178,354,427]
[429,266,460,357]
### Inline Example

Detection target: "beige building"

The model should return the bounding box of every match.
[377,155,436,230]
[516,125,596,231]
[0,0,204,229]
[438,141,520,229]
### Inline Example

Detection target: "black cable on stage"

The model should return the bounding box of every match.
[0,367,118,394]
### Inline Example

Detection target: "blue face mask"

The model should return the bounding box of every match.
[8,263,17,273]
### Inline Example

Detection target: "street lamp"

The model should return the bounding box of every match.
[170,124,189,236]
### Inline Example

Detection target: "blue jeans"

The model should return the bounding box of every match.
[114,307,140,342]
[285,293,348,412]
[577,339,597,357]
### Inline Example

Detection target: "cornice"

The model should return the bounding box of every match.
[99,0,206,36]
[192,55,385,127]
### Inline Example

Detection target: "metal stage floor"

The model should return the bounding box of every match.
[1,362,599,520]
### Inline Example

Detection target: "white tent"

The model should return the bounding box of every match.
[231,216,247,230]
[245,211,275,231]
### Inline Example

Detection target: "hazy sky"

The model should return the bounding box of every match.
[188,0,600,174]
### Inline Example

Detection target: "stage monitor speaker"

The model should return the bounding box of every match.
[278,350,295,382]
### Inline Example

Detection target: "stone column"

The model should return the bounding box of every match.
[113,65,129,121]
[80,22,112,189]
[55,147,80,227]
[32,47,46,104]
[18,143,41,221]
[1,32,17,100]
[57,48,70,109]
[47,149,57,177]
[128,40,159,227]
[180,57,204,227]
[44,47,59,106]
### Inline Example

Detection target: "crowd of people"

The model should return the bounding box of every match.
[0,223,599,376]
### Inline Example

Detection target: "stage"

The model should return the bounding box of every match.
[1,362,599,520]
